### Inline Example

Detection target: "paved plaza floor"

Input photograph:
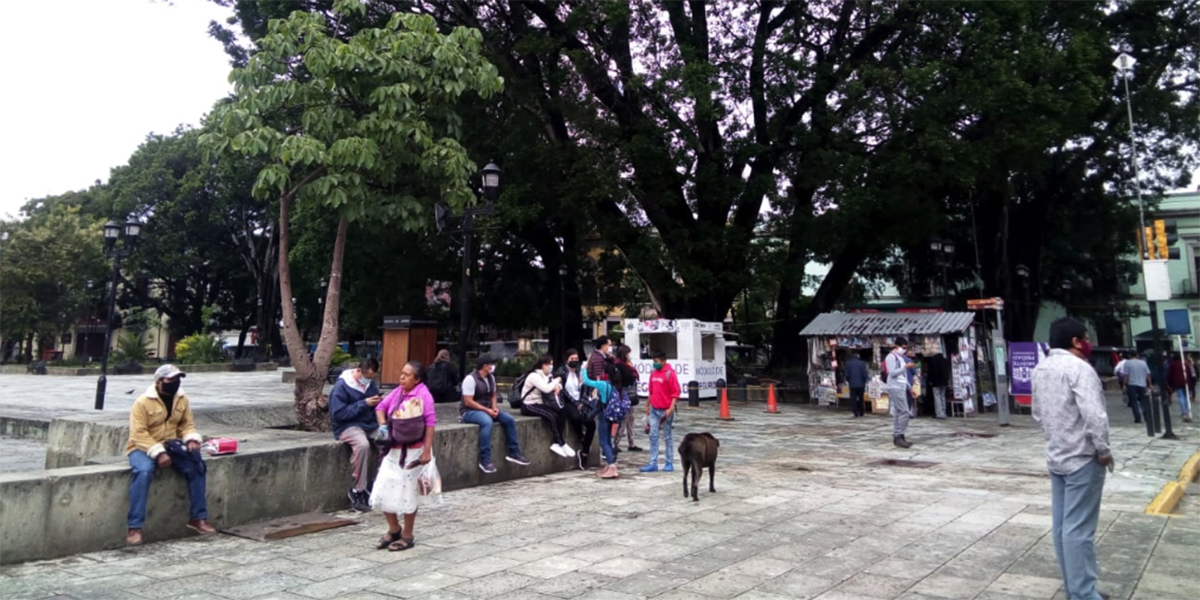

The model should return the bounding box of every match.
[1,382,1197,600]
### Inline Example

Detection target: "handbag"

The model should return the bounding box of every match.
[383,395,427,464]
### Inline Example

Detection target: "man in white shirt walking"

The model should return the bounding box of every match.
[1032,318,1112,600]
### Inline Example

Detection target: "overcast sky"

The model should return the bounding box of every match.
[0,0,236,219]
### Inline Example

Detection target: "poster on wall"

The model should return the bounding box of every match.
[952,336,976,413]
[633,359,726,396]
[1008,342,1049,396]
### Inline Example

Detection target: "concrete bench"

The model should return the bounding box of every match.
[0,408,595,565]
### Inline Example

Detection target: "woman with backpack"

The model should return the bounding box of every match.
[426,350,459,404]
[558,349,597,470]
[519,355,575,457]
[582,359,629,479]
[613,345,643,452]
[371,360,440,552]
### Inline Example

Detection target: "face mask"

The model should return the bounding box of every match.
[361,377,373,387]
[160,380,181,398]
[1078,340,1093,360]
[653,362,664,371]
[568,360,580,369]
[545,364,554,374]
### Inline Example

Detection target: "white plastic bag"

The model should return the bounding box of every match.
[418,457,443,499]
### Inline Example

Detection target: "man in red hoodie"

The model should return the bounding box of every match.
[641,349,681,472]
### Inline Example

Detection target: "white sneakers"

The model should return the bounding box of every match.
[550,443,577,458]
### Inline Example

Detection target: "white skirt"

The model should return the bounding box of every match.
[370,449,441,515]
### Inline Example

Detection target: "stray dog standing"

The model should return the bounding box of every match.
[678,432,719,501]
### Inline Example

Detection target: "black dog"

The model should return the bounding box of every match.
[679,432,719,502]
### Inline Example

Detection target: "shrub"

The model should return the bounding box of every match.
[495,355,536,378]
[111,332,151,365]
[175,333,226,365]
[330,347,353,368]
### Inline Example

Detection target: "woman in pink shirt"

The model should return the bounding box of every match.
[371,361,439,551]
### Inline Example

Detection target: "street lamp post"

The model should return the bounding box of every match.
[95,219,142,410]
[1115,52,1175,440]
[930,239,955,310]
[456,162,500,376]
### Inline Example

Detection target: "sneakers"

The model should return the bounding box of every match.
[893,436,913,449]
[506,454,531,466]
[663,463,674,472]
[479,462,497,474]
[598,464,620,479]
[561,443,577,457]
[348,489,371,512]
[551,444,568,458]
[126,528,143,546]
[186,519,217,535]
[639,464,659,473]
[628,445,644,452]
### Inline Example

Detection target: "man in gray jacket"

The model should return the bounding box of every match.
[844,352,870,418]
[885,338,916,448]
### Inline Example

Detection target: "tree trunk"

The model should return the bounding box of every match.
[276,168,346,431]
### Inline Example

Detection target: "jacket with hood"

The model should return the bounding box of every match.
[329,369,381,438]
[648,362,681,410]
[126,385,202,458]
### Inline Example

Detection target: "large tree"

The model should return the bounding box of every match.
[203,2,504,429]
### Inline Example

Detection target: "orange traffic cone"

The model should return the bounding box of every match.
[765,384,779,414]
[718,387,735,420]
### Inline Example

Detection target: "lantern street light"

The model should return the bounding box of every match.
[95,219,142,410]
[930,238,955,309]
[453,162,501,376]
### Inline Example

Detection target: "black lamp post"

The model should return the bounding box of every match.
[457,162,500,376]
[930,239,955,309]
[95,219,142,410]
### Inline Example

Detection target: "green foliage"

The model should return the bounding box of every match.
[495,355,536,378]
[202,9,505,229]
[111,331,151,365]
[0,205,109,346]
[120,308,158,337]
[330,346,354,368]
[175,333,226,365]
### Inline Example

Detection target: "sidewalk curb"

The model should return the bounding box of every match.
[1144,447,1200,516]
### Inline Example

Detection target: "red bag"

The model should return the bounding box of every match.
[202,438,238,455]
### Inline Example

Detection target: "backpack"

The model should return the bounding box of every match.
[603,387,631,422]
[508,371,537,408]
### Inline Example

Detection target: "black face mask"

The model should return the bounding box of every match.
[568,360,580,370]
[160,380,181,399]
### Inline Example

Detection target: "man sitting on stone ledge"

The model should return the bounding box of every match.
[329,357,383,513]
[125,364,216,546]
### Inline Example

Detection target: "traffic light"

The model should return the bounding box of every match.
[1154,219,1180,260]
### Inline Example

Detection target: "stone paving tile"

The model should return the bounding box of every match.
[756,572,839,599]
[579,556,661,579]
[907,573,989,599]
[376,572,470,599]
[526,570,617,598]
[445,572,540,599]
[984,573,1063,599]
[437,556,526,579]
[828,572,918,599]
[207,573,316,599]
[285,571,388,600]
[604,569,691,597]
[679,571,760,598]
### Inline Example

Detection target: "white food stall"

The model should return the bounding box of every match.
[623,319,727,398]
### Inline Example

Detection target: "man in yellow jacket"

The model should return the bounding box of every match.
[125,364,216,545]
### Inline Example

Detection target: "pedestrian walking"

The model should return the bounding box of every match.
[640,349,681,472]
[885,338,916,448]
[1167,355,1192,422]
[371,361,439,552]
[1032,318,1112,600]
[1121,353,1152,424]
[844,351,869,418]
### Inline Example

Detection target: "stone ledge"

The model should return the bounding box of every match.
[2,408,594,565]
[0,363,278,377]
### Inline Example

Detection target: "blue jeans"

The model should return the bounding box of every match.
[461,410,521,465]
[596,416,616,465]
[647,408,674,466]
[1175,388,1190,416]
[1050,459,1106,600]
[128,450,207,529]
[1126,386,1148,422]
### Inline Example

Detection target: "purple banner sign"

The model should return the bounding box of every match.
[1009,342,1048,396]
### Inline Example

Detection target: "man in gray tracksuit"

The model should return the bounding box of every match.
[886,337,917,448]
